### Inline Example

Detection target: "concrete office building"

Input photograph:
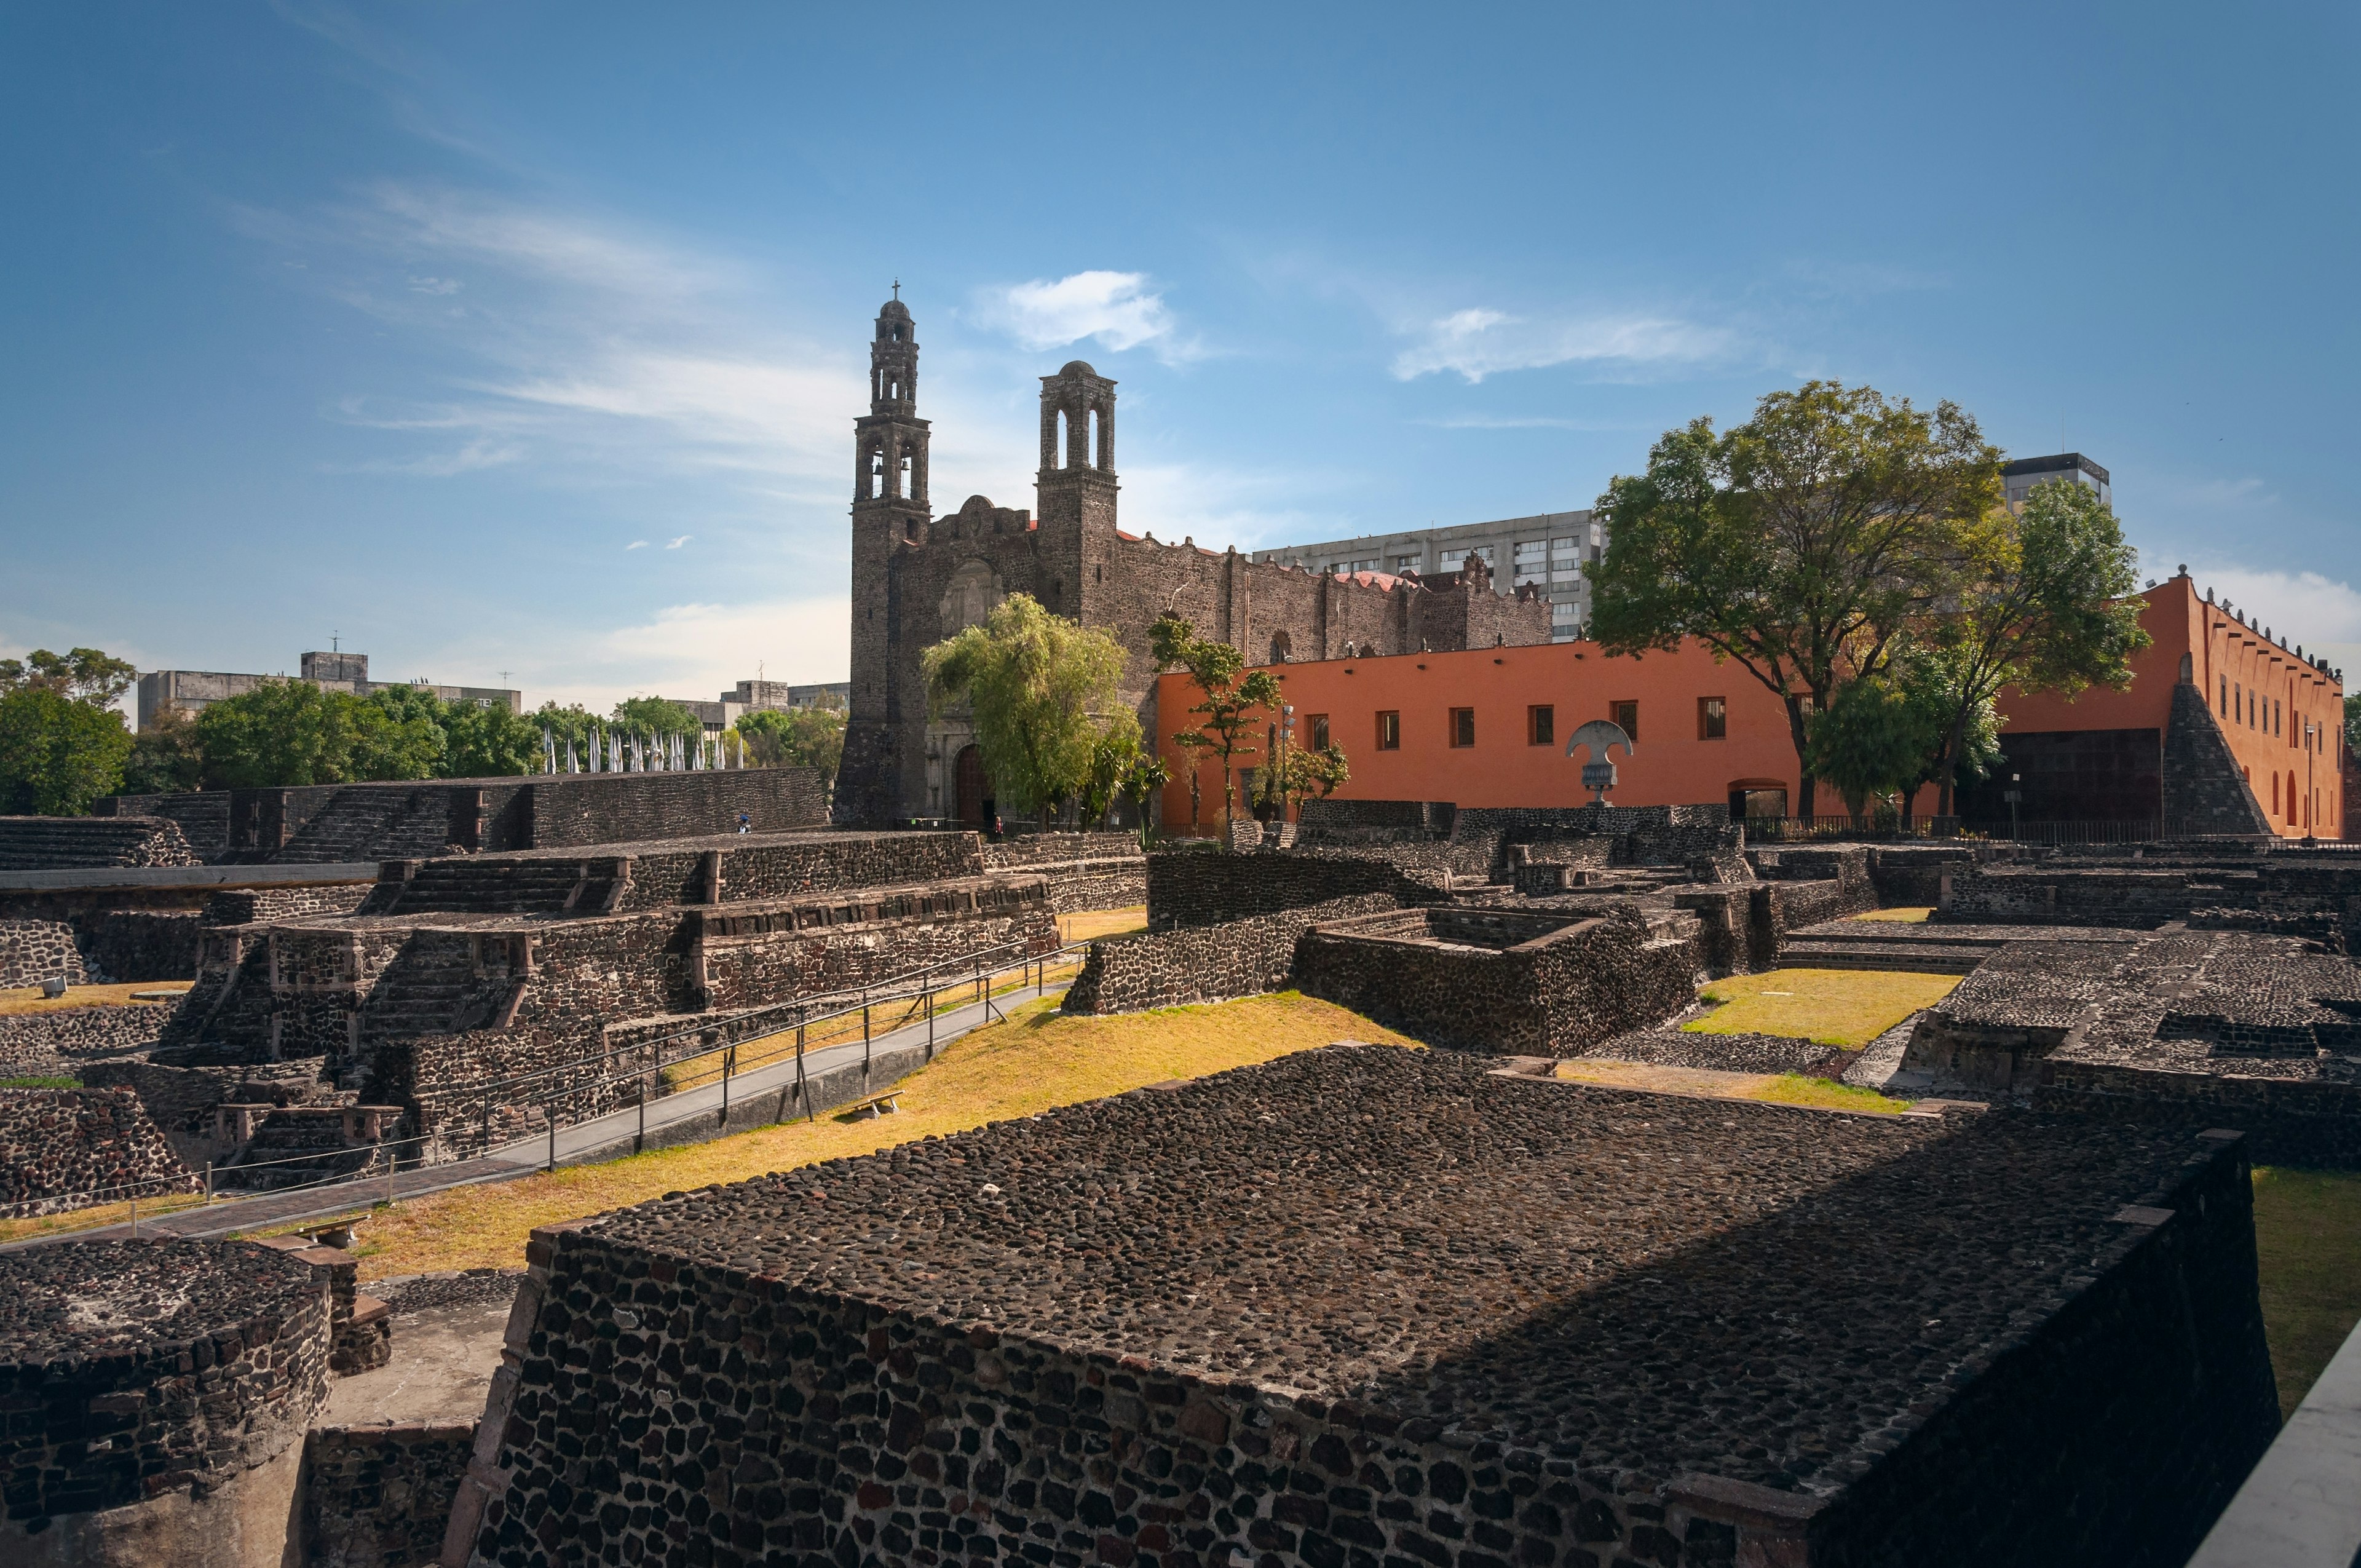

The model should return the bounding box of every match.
[1252,510,1604,641]
[670,679,853,732]
[2003,451,2110,509]
[136,652,521,730]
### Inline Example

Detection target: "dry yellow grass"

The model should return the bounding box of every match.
[1686,967,1958,1047]
[331,991,1414,1280]
[1554,1058,1910,1114]
[1851,906,1933,924]
[1061,905,1147,943]
[0,981,189,1017]
[0,1189,213,1243]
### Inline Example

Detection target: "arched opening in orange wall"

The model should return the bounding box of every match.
[1726,779,1789,822]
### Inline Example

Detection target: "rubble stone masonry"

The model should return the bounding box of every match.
[453,1049,2278,1568]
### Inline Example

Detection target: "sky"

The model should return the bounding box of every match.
[5,2,2359,718]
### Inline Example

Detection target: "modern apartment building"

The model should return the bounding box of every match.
[1251,510,1604,642]
[2003,452,2110,508]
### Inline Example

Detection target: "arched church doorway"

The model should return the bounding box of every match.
[954,745,986,827]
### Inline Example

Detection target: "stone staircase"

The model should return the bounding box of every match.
[213,1104,396,1192]
[359,936,492,1040]
[1779,921,2009,975]
[371,856,622,916]
[274,787,456,864]
[0,815,196,870]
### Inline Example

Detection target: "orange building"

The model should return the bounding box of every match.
[1152,572,2345,837]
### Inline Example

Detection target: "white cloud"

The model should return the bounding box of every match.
[975,271,1187,358]
[2186,563,2361,647]
[666,534,691,549]
[407,275,462,295]
[338,436,523,477]
[625,540,648,550]
[1391,307,1736,383]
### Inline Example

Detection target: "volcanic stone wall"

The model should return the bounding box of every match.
[521,769,829,850]
[95,790,233,857]
[981,831,1146,911]
[454,1049,2278,1568]
[0,814,196,870]
[202,884,372,925]
[1295,905,1703,1055]
[1062,893,1401,1014]
[82,1056,332,1167]
[303,1423,477,1568]
[0,917,86,986]
[1146,847,1443,930]
[0,1239,331,1540]
[0,1001,172,1074]
[0,1085,197,1216]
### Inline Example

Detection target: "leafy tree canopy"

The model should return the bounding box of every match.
[1806,644,1998,824]
[1588,381,1999,815]
[1151,612,1281,829]
[196,680,441,789]
[611,696,704,737]
[0,647,136,707]
[922,593,1132,819]
[121,706,204,797]
[735,705,847,782]
[0,687,132,814]
[443,699,546,778]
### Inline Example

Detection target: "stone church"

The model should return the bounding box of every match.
[834,297,1552,826]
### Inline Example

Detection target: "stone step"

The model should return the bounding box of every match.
[1778,940,1986,975]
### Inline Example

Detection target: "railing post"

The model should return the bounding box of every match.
[203,1162,212,1204]
[638,1067,647,1154]
[721,1041,734,1124]
[796,1021,811,1122]
[129,1191,137,1240]
[547,1109,556,1173]
[925,986,933,1059]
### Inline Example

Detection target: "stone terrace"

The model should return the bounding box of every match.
[464,1047,2277,1568]
[1908,927,2361,1164]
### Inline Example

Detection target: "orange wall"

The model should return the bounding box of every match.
[1995,574,2345,837]
[1154,638,1804,823]
[1152,570,2347,834]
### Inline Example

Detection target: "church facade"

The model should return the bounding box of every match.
[834,298,1552,826]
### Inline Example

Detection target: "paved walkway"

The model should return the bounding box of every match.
[2,984,1055,1251]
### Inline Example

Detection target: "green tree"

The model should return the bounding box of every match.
[611,696,704,737]
[122,707,205,796]
[443,700,546,777]
[1588,381,1999,817]
[1116,751,1169,847]
[0,687,132,814]
[195,680,433,789]
[1254,739,1352,821]
[736,705,847,783]
[922,593,1131,822]
[1806,646,1998,827]
[1915,478,2148,814]
[0,647,137,707]
[1150,613,1282,831]
[1078,712,1147,827]
[2344,692,2360,756]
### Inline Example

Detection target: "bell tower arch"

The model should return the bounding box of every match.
[841,289,934,825]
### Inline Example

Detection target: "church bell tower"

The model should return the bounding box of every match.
[840,292,932,823]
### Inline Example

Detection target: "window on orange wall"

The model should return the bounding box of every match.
[1529,705,1554,746]
[1698,697,1727,740]
[1611,699,1639,740]
[1450,708,1476,748]
[1310,714,1330,751]
[1376,710,1400,750]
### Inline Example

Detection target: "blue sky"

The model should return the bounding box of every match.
[6,2,2358,715]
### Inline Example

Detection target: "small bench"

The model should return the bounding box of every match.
[844,1092,901,1120]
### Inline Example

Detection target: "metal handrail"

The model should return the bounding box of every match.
[441,933,1064,1103]
[471,936,1097,1168]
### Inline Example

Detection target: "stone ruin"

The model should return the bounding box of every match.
[451,1046,2279,1568]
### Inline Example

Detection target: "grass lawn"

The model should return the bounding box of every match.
[314,991,1414,1281]
[1851,906,1933,923]
[1556,1058,1912,1114]
[2252,1166,2361,1417]
[1685,968,1959,1047]
[0,981,189,1016]
[1061,906,1147,943]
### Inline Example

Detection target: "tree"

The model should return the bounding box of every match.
[1252,739,1352,821]
[1078,711,1147,827]
[122,706,204,796]
[2343,692,2359,758]
[443,700,546,778]
[736,705,847,783]
[0,687,132,814]
[1806,646,1997,828]
[194,680,437,789]
[0,647,136,707]
[1915,478,2148,814]
[611,696,705,738]
[921,593,1133,821]
[1150,613,1281,831]
[1116,751,1169,847]
[1588,381,1999,816]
